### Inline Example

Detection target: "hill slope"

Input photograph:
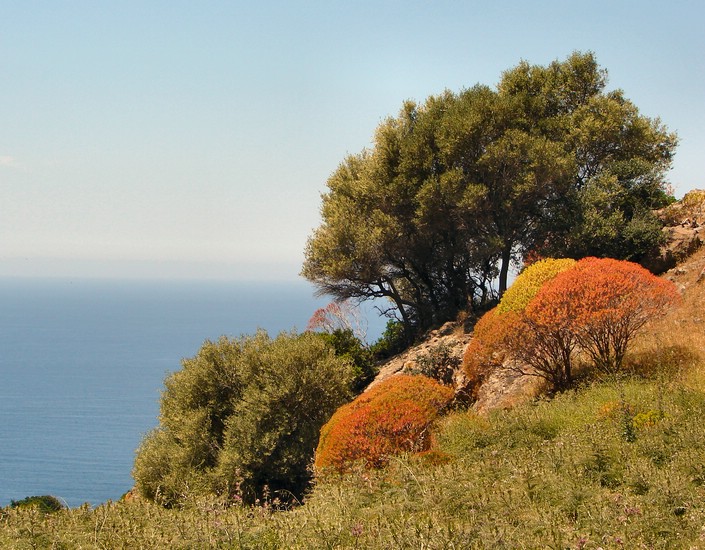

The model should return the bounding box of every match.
[367,192,705,414]
[1,196,704,549]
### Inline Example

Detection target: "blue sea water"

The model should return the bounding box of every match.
[0,278,385,508]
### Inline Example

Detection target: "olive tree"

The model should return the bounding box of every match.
[303,52,676,338]
[132,330,353,506]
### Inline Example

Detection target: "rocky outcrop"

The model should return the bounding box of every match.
[642,224,703,274]
[367,319,539,412]
[662,244,705,292]
[658,189,705,227]
[472,365,542,414]
[643,190,705,274]
[369,190,705,415]
[367,321,473,394]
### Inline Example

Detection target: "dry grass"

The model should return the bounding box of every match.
[629,246,705,385]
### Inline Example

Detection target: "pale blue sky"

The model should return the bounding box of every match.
[1,1,703,280]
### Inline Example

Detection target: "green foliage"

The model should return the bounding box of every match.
[411,342,460,385]
[315,374,454,472]
[370,319,408,359]
[7,377,705,548]
[132,330,353,506]
[317,328,377,393]
[544,89,677,261]
[10,495,64,513]
[303,52,676,336]
[561,172,668,260]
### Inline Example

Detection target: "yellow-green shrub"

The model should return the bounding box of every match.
[497,258,576,314]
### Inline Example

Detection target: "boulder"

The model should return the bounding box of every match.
[366,321,472,395]
[641,225,703,274]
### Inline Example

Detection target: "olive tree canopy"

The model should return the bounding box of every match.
[302,52,676,338]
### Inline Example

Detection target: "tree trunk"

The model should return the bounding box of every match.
[498,244,512,297]
[385,278,415,344]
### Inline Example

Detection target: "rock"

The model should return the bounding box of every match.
[366,320,472,394]
[472,365,541,414]
[644,190,705,274]
[366,318,540,413]
[641,225,703,274]
[656,189,705,227]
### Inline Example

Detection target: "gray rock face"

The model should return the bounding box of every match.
[642,190,705,274]
[642,225,703,274]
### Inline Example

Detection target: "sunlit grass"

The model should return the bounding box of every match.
[2,254,704,548]
[4,366,705,548]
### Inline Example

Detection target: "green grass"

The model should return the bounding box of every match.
[3,374,705,549]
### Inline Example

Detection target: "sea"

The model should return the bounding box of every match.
[0,277,385,508]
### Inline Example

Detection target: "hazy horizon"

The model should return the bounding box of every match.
[2,1,703,280]
[0,256,304,281]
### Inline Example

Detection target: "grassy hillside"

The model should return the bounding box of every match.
[2,251,704,549]
[2,376,705,548]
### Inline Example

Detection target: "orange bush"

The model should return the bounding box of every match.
[462,307,519,394]
[528,257,680,375]
[315,374,454,473]
[465,257,679,393]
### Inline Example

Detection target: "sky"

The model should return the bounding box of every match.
[1,1,703,281]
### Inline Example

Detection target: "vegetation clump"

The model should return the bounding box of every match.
[315,374,454,473]
[411,342,460,385]
[464,257,679,391]
[315,328,377,393]
[132,330,353,507]
[306,301,378,393]
[4,373,705,548]
[9,495,64,514]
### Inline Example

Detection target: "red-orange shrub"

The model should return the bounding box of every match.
[463,259,577,393]
[462,308,519,395]
[464,257,679,393]
[528,257,680,374]
[315,374,454,473]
